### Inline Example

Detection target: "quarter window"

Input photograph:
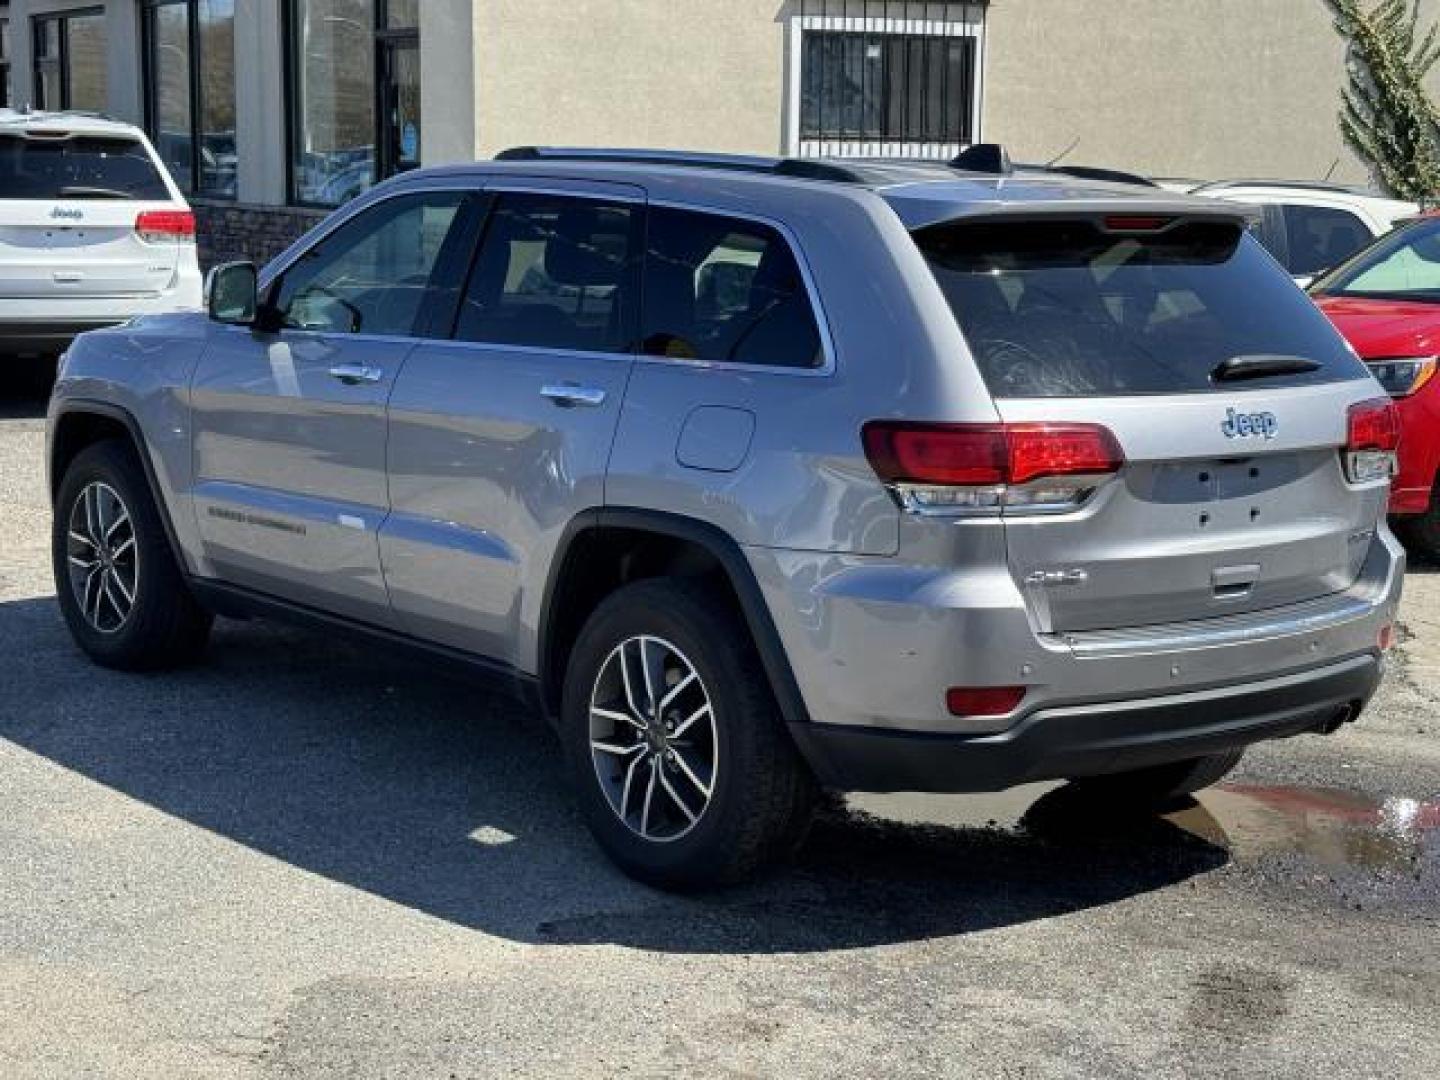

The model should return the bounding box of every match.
[142,0,237,198]
[641,207,824,370]
[1282,205,1373,278]
[32,8,107,113]
[455,194,639,354]
[271,192,468,337]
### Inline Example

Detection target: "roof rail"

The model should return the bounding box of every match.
[950,144,1158,188]
[1189,178,1379,197]
[494,146,868,184]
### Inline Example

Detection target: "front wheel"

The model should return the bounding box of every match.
[561,579,816,890]
[52,440,213,670]
[1066,749,1244,809]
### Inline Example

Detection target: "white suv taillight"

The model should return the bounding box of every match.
[1345,397,1400,484]
[135,209,196,244]
[862,421,1125,515]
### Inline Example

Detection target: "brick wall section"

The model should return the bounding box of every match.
[193,202,331,272]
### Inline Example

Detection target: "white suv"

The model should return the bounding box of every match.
[1190,180,1417,286]
[0,110,203,362]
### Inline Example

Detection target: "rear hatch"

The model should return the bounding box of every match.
[0,130,183,300]
[913,213,1386,633]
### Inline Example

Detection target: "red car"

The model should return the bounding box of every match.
[1312,216,1440,557]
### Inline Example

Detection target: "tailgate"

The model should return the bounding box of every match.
[997,384,1388,633]
[0,201,179,299]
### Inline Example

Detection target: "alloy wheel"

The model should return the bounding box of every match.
[589,634,718,843]
[65,481,139,635]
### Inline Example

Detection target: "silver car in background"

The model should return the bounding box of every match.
[47,148,1403,888]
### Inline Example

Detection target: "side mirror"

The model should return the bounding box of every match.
[205,262,259,325]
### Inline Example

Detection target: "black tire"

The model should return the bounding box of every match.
[1394,501,1440,564]
[561,578,816,890]
[52,439,213,671]
[1067,749,1244,809]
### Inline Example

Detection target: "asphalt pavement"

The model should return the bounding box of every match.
[0,380,1436,1078]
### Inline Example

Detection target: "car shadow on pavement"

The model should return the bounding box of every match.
[0,364,55,420]
[0,595,1228,954]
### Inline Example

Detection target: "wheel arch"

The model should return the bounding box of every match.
[538,508,813,731]
[49,401,187,569]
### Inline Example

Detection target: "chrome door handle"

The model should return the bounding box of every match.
[541,384,607,408]
[328,363,384,385]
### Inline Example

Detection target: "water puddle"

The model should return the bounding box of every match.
[850,781,1440,876]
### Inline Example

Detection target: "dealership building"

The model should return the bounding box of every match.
[0,1,1409,265]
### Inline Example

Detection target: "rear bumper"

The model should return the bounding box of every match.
[790,653,1382,793]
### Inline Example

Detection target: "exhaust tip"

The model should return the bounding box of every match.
[1318,703,1359,735]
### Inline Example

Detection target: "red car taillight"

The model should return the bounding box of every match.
[862,421,1124,515]
[135,210,196,244]
[1344,398,1400,484]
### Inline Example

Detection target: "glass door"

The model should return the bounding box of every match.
[380,37,420,177]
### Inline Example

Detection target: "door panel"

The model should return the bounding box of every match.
[383,343,633,661]
[192,330,411,624]
[381,186,644,667]
[190,188,477,625]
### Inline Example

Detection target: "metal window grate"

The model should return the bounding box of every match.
[795,0,987,160]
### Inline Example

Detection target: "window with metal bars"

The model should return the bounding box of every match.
[801,31,975,144]
[792,0,986,158]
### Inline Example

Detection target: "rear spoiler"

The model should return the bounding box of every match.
[885,193,1263,232]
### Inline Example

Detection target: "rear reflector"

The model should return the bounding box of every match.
[135,209,196,243]
[946,686,1027,718]
[1379,624,1396,652]
[863,422,1124,488]
[1344,397,1400,484]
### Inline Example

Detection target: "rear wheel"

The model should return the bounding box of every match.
[1066,749,1244,808]
[561,579,816,890]
[52,440,212,670]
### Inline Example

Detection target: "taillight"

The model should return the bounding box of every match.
[1344,397,1400,484]
[135,210,196,244]
[862,421,1124,515]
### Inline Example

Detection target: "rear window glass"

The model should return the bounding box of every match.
[0,135,171,200]
[915,218,1365,397]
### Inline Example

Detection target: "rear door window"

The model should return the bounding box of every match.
[0,135,171,200]
[1281,205,1373,277]
[915,218,1366,398]
[454,193,640,354]
[641,207,824,369]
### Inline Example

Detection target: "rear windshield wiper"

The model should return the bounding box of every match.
[1211,354,1322,383]
[56,186,135,200]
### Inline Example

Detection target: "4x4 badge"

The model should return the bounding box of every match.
[1221,408,1278,440]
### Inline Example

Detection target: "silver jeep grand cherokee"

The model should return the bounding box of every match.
[48,148,1404,888]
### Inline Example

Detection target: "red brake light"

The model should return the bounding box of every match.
[862,422,1124,487]
[1346,398,1400,452]
[1103,215,1174,233]
[862,423,1007,486]
[135,210,196,243]
[946,686,1027,718]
